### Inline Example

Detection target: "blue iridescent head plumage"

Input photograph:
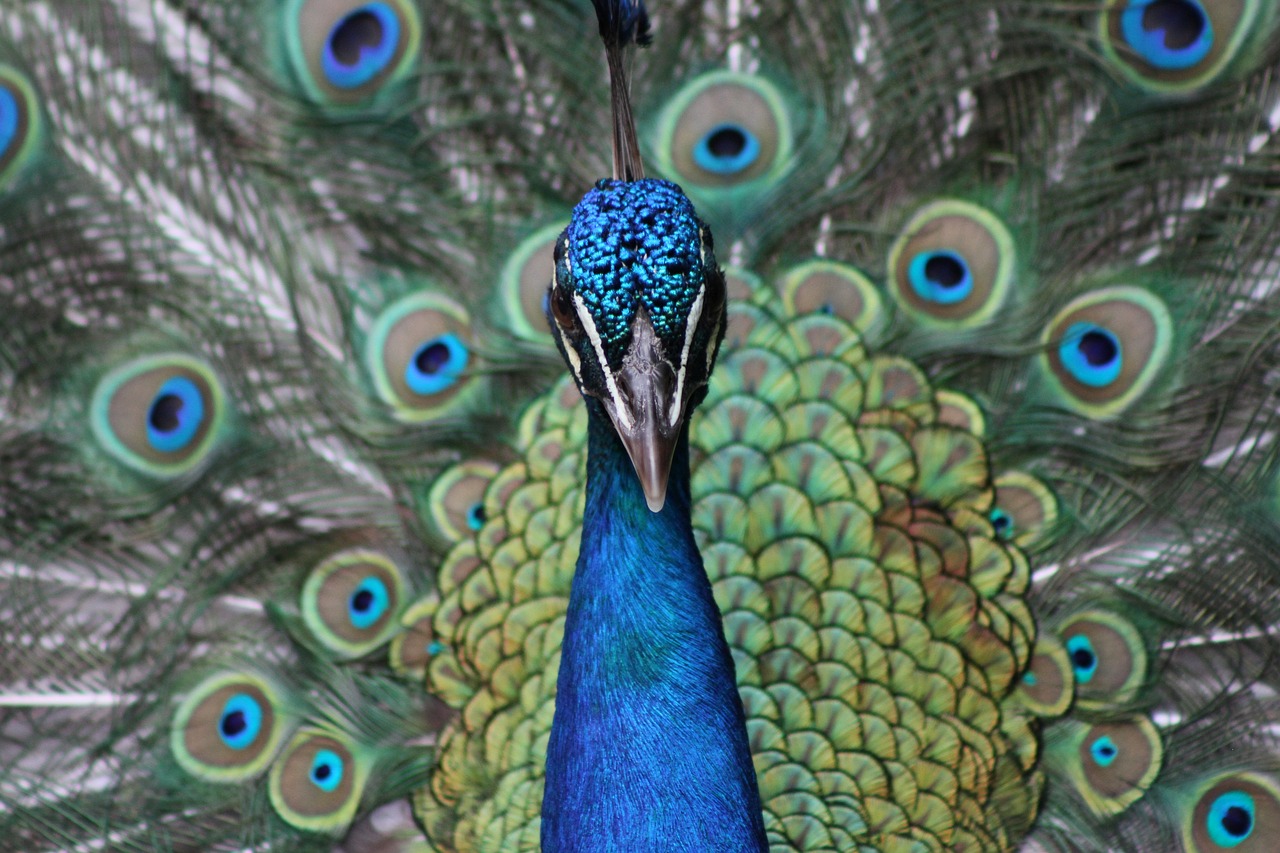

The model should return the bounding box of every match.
[562,178,707,355]
[547,177,726,511]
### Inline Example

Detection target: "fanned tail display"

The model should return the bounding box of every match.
[3,1,1280,851]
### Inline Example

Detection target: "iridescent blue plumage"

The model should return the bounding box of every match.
[566,179,705,348]
[543,170,763,849]
[541,413,767,851]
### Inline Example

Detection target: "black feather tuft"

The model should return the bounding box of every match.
[590,0,652,48]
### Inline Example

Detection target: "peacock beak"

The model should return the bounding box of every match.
[601,313,685,513]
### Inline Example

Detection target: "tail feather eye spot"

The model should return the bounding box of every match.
[218,693,264,750]
[780,260,884,337]
[269,729,366,832]
[1209,792,1255,845]
[91,355,227,478]
[146,376,206,453]
[366,292,475,421]
[347,576,390,629]
[1122,0,1213,69]
[0,66,40,189]
[1188,775,1280,852]
[406,333,469,396]
[1059,611,1147,707]
[658,72,790,189]
[171,673,285,782]
[887,200,1015,327]
[389,595,441,676]
[1015,640,1074,717]
[426,461,500,542]
[308,748,346,792]
[1066,634,1099,682]
[989,508,1014,538]
[301,549,405,657]
[909,250,973,305]
[1041,286,1172,418]
[500,223,566,342]
[992,472,1059,549]
[1089,734,1119,767]
[1067,718,1163,816]
[693,123,761,175]
[1059,323,1122,388]
[324,4,402,89]
[1100,0,1260,93]
[287,0,421,105]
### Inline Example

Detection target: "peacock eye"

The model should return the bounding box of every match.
[1067,718,1162,816]
[90,354,227,478]
[0,65,41,192]
[549,285,579,334]
[286,0,422,106]
[499,223,566,344]
[1188,774,1280,852]
[1099,0,1265,95]
[780,260,884,336]
[269,728,367,832]
[1059,611,1148,708]
[1041,286,1171,418]
[425,460,499,542]
[660,72,790,190]
[365,291,475,422]
[694,122,761,176]
[170,672,286,782]
[887,199,1015,327]
[300,549,405,659]
[703,269,726,316]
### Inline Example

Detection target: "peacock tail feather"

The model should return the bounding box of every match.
[3,0,1280,851]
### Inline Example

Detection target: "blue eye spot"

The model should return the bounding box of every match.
[1208,790,1255,846]
[1089,735,1119,768]
[1021,671,1038,686]
[218,693,264,751]
[989,508,1014,539]
[1065,634,1099,683]
[427,640,445,656]
[323,3,401,89]
[466,502,486,531]
[908,250,973,305]
[0,85,18,160]
[347,576,390,630]
[1059,323,1122,388]
[1121,0,1212,70]
[692,123,761,175]
[147,376,205,453]
[309,748,345,792]
[405,333,469,396]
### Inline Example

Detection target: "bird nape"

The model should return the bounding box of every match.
[3,1,1280,852]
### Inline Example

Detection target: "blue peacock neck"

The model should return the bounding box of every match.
[541,399,767,852]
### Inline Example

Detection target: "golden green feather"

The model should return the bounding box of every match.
[411,294,1052,851]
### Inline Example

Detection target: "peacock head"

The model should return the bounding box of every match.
[547,178,726,513]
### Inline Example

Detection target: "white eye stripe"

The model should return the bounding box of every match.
[706,311,722,376]
[670,283,705,428]
[574,292,632,431]
[563,328,583,378]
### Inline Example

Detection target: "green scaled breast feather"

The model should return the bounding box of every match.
[410,280,1049,852]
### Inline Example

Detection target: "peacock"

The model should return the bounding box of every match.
[3,0,1280,851]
